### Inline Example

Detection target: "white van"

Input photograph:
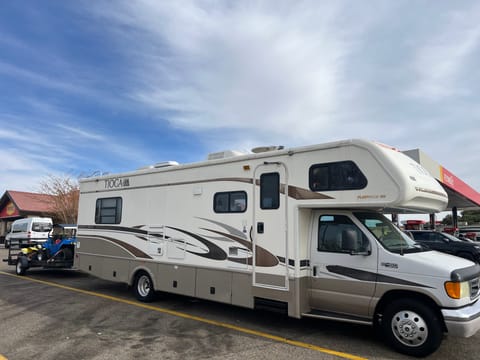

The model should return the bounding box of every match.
[5,217,53,248]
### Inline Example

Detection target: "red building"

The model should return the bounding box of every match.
[0,190,55,244]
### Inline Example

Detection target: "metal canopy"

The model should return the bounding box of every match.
[403,149,480,211]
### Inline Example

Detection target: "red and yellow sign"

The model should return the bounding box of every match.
[0,201,19,218]
[440,166,480,206]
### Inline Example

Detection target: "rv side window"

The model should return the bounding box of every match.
[260,172,280,209]
[317,215,369,253]
[309,161,367,191]
[95,197,122,224]
[214,191,247,213]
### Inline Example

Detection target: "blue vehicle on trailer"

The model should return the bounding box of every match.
[4,224,77,275]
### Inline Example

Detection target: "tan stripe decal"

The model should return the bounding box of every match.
[79,235,153,259]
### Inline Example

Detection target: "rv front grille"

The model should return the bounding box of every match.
[470,277,480,299]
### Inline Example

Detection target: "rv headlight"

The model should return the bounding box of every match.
[445,281,470,299]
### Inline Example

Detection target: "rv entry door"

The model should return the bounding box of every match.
[253,162,288,290]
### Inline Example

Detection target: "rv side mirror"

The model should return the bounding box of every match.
[341,229,371,256]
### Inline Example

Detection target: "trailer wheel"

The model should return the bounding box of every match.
[15,256,28,276]
[382,298,442,357]
[61,247,74,260]
[133,271,156,302]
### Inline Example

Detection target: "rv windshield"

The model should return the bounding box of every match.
[354,212,424,254]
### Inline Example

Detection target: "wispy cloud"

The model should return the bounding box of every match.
[408,5,480,100]
[1,1,480,197]
[0,60,89,95]
[90,1,383,143]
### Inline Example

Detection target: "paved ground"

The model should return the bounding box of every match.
[0,247,479,360]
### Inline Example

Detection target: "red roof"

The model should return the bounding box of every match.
[2,190,55,213]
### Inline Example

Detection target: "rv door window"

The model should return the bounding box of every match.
[309,161,367,191]
[214,191,247,213]
[260,172,280,209]
[95,197,122,224]
[317,215,369,253]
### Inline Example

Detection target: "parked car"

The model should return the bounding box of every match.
[5,217,53,248]
[407,230,480,263]
[459,227,480,242]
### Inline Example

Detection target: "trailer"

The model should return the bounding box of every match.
[75,139,480,357]
[5,224,77,275]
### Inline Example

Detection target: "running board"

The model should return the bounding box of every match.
[302,309,372,325]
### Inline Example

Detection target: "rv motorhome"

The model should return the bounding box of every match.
[76,139,480,357]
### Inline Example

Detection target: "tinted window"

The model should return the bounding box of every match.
[309,161,367,191]
[260,173,280,209]
[411,232,446,243]
[214,191,247,213]
[13,222,28,232]
[95,197,122,224]
[32,222,52,232]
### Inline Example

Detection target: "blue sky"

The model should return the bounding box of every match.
[1,1,479,217]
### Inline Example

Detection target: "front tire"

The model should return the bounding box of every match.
[133,271,156,302]
[382,298,443,357]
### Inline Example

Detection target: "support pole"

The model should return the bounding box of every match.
[429,213,436,230]
[452,207,458,229]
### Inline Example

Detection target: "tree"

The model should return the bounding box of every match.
[39,174,79,224]
[461,210,480,225]
[441,214,453,226]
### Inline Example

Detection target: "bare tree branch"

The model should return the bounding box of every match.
[39,174,79,224]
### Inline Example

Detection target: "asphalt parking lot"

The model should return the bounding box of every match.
[1,247,479,360]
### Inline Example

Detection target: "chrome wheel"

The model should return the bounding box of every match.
[391,309,428,347]
[137,274,152,298]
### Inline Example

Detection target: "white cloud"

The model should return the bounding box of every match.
[409,5,480,100]
[92,1,382,143]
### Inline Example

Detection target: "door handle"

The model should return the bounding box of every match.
[313,266,317,277]
[257,222,264,234]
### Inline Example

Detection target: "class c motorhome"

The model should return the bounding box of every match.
[75,139,480,357]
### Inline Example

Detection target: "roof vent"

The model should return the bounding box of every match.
[251,145,284,154]
[138,161,179,170]
[207,150,246,160]
[154,161,179,168]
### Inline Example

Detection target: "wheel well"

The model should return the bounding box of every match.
[130,267,155,288]
[374,290,447,332]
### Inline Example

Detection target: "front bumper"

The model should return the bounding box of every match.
[442,299,480,337]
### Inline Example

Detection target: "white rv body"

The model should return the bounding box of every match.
[76,139,480,357]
